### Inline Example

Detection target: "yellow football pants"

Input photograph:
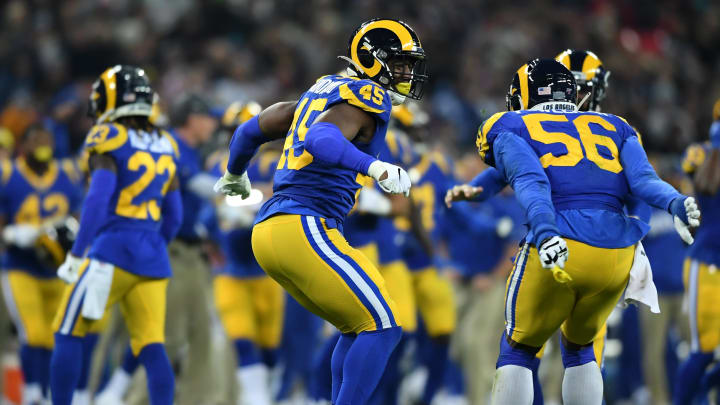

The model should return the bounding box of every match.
[505,240,634,347]
[412,267,456,337]
[214,274,285,348]
[684,258,720,353]
[52,260,168,356]
[252,214,399,334]
[1,270,65,348]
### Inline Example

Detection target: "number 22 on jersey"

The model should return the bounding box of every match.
[522,114,623,174]
[116,151,176,221]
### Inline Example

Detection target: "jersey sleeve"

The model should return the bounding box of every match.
[681,143,708,175]
[476,112,513,166]
[336,79,392,123]
[0,159,11,217]
[84,123,128,155]
[61,159,85,213]
[0,159,12,187]
[709,121,720,148]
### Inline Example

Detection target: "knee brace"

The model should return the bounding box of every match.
[496,332,541,370]
[560,334,595,368]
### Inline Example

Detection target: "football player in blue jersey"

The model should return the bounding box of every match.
[207,102,286,405]
[470,59,699,405]
[447,50,649,403]
[0,124,84,404]
[395,133,458,405]
[673,99,720,405]
[49,65,183,405]
[214,19,428,405]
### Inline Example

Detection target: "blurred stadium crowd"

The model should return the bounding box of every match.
[2,0,720,155]
[1,1,719,405]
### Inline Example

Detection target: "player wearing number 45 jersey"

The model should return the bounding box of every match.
[473,59,700,405]
[214,19,428,405]
[49,65,183,405]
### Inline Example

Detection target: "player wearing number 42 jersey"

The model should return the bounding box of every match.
[49,65,183,405]
[214,19,428,405]
[473,59,700,405]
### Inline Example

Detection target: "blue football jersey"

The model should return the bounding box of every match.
[209,150,279,278]
[399,152,455,271]
[477,110,650,248]
[83,123,179,277]
[256,75,392,224]
[0,158,84,277]
[682,142,720,265]
[345,129,415,264]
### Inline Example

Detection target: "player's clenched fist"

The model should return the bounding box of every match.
[444,184,484,208]
[670,196,701,244]
[368,160,411,197]
[538,236,569,270]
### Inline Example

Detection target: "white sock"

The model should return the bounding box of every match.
[97,368,131,399]
[22,383,43,405]
[71,390,91,405]
[562,362,603,405]
[236,364,271,405]
[490,365,533,405]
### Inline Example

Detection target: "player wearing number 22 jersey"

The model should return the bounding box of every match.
[479,59,699,405]
[50,65,183,405]
[214,19,428,405]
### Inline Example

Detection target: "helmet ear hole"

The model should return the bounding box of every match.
[357,49,375,69]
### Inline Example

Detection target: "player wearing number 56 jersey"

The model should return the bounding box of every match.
[477,59,699,405]
[214,19,428,405]
[49,65,183,405]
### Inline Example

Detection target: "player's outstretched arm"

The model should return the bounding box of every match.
[216,101,297,198]
[57,153,117,283]
[620,136,700,243]
[444,168,508,208]
[306,103,411,196]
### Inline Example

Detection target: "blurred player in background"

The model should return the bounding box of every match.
[673,99,720,405]
[0,124,84,404]
[49,65,183,405]
[392,104,458,405]
[206,101,286,405]
[94,94,219,405]
[164,94,218,405]
[475,59,698,405]
[445,151,524,405]
[214,18,428,405]
[639,163,689,405]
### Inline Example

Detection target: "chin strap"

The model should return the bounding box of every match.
[577,92,592,110]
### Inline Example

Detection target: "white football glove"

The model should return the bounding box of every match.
[368,161,411,197]
[673,197,701,244]
[538,236,569,270]
[213,171,252,199]
[57,253,84,284]
[2,224,41,248]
